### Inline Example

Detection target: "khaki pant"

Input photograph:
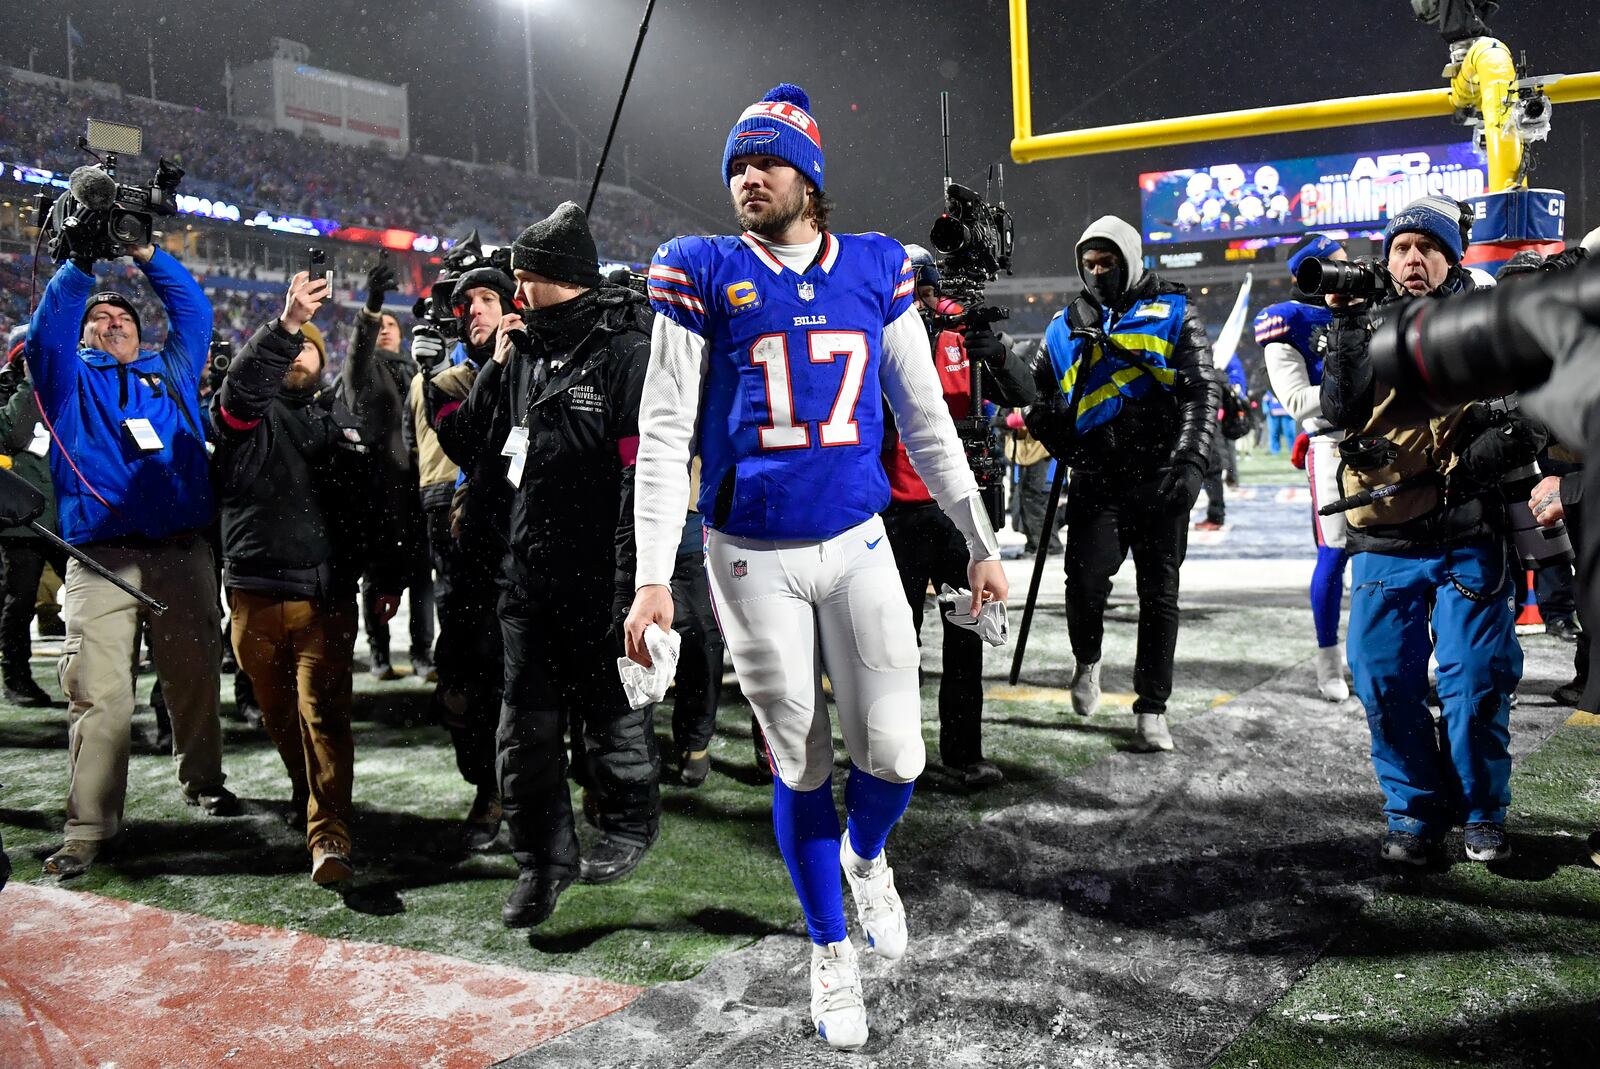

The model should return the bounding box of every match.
[60,536,224,842]
[230,591,358,854]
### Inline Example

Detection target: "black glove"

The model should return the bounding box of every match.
[1156,457,1204,514]
[366,259,399,313]
[965,328,1008,369]
[1068,325,1110,349]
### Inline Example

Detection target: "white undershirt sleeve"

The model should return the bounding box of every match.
[879,306,1000,562]
[1263,340,1326,428]
[634,315,708,588]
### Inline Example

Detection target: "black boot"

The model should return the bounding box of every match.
[579,837,649,885]
[4,674,55,707]
[502,870,574,928]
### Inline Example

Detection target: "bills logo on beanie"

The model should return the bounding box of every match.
[1385,195,1465,265]
[723,83,825,191]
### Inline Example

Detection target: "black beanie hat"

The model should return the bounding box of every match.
[81,292,142,340]
[510,201,601,289]
[450,265,517,312]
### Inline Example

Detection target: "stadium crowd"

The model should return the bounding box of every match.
[0,71,691,265]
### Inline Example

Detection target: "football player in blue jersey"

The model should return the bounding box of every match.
[1259,234,1352,702]
[623,83,1007,1051]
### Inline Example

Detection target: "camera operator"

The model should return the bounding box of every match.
[415,260,515,850]
[1260,234,1352,702]
[882,246,1035,788]
[340,259,434,681]
[26,240,233,879]
[434,202,659,928]
[0,326,67,707]
[210,271,402,886]
[1317,195,1525,866]
[1024,215,1220,753]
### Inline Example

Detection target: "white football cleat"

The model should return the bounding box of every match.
[1315,645,1350,702]
[810,938,869,1050]
[841,834,907,960]
[1130,713,1174,752]
[1070,660,1101,717]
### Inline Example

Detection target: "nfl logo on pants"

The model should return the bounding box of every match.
[731,559,748,579]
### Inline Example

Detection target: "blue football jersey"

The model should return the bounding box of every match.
[1253,299,1333,385]
[649,231,916,540]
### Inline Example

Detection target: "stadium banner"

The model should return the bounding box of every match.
[1139,143,1487,246]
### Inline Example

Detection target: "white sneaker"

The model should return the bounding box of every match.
[840,835,907,960]
[1130,713,1174,752]
[1070,661,1101,717]
[1315,645,1350,702]
[810,938,869,1050]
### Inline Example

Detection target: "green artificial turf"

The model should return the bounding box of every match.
[1213,720,1600,1069]
[0,587,1302,987]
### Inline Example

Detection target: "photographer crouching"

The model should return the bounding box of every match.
[27,237,235,880]
[210,271,403,886]
[1316,195,1528,866]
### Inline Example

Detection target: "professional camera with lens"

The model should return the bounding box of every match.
[1295,256,1393,301]
[34,121,183,264]
[930,182,1015,308]
[1468,396,1577,569]
[926,178,1015,492]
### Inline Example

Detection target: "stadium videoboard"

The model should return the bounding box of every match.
[1139,143,1487,246]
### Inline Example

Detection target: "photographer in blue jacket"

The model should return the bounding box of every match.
[27,240,234,879]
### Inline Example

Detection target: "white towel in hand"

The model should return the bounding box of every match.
[616,622,683,708]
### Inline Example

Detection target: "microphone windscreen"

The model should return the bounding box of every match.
[67,166,118,211]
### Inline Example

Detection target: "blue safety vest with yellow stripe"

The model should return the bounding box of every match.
[1043,294,1185,435]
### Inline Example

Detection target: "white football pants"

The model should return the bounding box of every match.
[1306,432,1347,549]
[705,515,926,792]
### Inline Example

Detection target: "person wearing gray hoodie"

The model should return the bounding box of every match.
[1025,215,1219,752]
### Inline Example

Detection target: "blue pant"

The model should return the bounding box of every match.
[1348,540,1521,836]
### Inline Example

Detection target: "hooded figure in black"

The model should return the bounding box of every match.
[435,201,660,928]
[1026,215,1219,754]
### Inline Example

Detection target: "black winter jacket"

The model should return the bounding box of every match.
[435,285,651,599]
[1024,274,1219,481]
[210,321,403,601]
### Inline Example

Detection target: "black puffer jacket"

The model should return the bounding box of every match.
[435,285,651,601]
[1025,274,1218,480]
[211,320,402,601]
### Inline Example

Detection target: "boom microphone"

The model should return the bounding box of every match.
[68,165,118,211]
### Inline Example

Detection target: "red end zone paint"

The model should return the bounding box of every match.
[0,884,641,1069]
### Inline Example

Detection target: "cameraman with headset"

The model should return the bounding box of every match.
[882,246,1034,789]
[1317,195,1525,866]
[1025,215,1219,754]
[27,237,233,879]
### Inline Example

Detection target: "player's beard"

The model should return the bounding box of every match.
[733,181,807,238]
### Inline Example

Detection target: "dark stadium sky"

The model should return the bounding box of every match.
[5,0,1598,272]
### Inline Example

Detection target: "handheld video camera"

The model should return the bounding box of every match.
[925,93,1015,491]
[34,120,183,264]
[1295,256,1393,301]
